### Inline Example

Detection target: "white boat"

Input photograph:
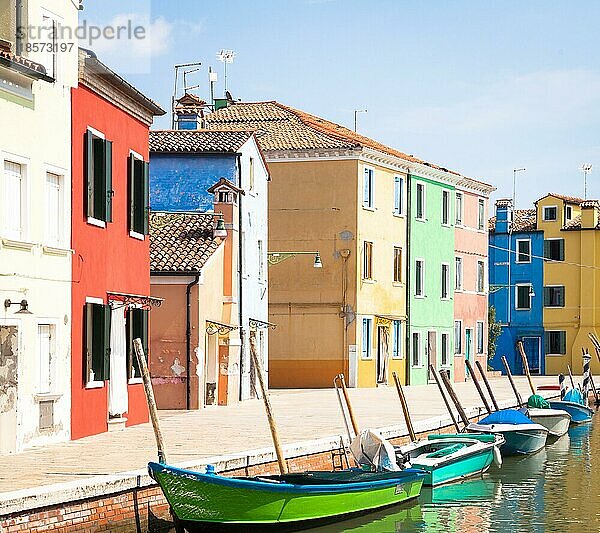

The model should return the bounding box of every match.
[522,407,571,438]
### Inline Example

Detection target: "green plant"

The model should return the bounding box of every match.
[488,305,502,362]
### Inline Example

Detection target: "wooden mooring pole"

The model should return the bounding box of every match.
[465,359,492,414]
[334,373,360,438]
[476,360,499,411]
[392,372,416,442]
[133,338,167,464]
[439,369,470,429]
[501,355,524,407]
[517,341,536,396]
[429,365,461,432]
[567,365,576,390]
[249,333,289,475]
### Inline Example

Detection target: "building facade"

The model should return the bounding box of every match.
[149,129,269,406]
[70,49,164,439]
[0,0,78,453]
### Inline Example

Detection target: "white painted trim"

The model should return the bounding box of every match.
[476,320,485,354]
[415,181,426,221]
[440,261,451,300]
[515,238,532,263]
[441,189,451,226]
[454,255,464,292]
[128,377,143,385]
[454,319,463,355]
[360,315,374,360]
[85,296,104,305]
[390,319,403,360]
[85,381,105,389]
[394,175,405,216]
[542,205,558,221]
[87,217,106,229]
[415,257,425,297]
[362,165,375,209]
[129,149,144,161]
[87,126,105,140]
[455,191,464,226]
[514,283,533,310]
[129,230,145,241]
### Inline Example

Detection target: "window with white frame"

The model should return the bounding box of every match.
[455,192,463,225]
[392,320,402,359]
[441,333,449,365]
[416,182,425,220]
[362,318,372,359]
[478,199,485,230]
[2,160,26,241]
[40,11,58,80]
[441,263,450,299]
[543,206,557,221]
[476,321,484,354]
[412,332,421,366]
[565,205,572,221]
[38,324,56,393]
[415,259,425,296]
[45,171,63,247]
[363,167,374,208]
[393,246,402,283]
[515,284,533,310]
[442,190,450,225]
[516,239,531,263]
[477,261,485,293]
[455,256,463,291]
[454,321,462,354]
[394,176,403,215]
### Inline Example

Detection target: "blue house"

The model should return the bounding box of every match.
[489,199,545,375]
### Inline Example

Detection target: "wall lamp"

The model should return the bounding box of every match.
[267,251,323,268]
[213,216,228,239]
[4,299,32,314]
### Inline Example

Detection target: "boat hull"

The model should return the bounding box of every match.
[148,463,424,528]
[525,408,571,437]
[548,401,594,424]
[467,423,548,455]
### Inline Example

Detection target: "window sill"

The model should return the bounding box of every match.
[546,353,566,357]
[515,308,531,312]
[411,364,424,369]
[414,294,426,299]
[129,230,145,241]
[391,356,404,360]
[441,297,451,301]
[42,245,72,256]
[441,223,452,228]
[515,260,532,264]
[1,238,35,251]
[362,278,376,284]
[392,212,405,218]
[33,393,62,402]
[361,357,373,361]
[392,281,404,287]
[87,217,106,228]
[362,206,376,212]
[415,217,427,223]
[544,306,565,309]
[85,380,105,389]
[128,377,143,385]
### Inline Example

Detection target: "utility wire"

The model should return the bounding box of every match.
[489,243,600,271]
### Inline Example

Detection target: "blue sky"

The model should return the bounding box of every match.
[82,1,600,208]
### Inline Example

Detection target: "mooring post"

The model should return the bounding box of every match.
[439,369,470,429]
[517,341,536,396]
[430,365,461,432]
[476,360,500,411]
[465,359,492,414]
[501,356,524,407]
[392,372,416,442]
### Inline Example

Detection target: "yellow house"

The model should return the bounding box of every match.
[207,101,465,387]
[536,193,600,374]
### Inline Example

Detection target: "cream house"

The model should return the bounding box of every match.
[0,0,78,453]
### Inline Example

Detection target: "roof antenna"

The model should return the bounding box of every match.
[581,164,592,200]
[353,109,367,132]
[171,62,202,129]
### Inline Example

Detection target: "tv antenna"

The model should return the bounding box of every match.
[171,62,202,129]
[581,164,593,200]
[216,49,236,95]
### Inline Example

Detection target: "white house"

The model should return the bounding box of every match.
[0,0,78,453]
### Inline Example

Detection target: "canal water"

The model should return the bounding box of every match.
[308,419,599,532]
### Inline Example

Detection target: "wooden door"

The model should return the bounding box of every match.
[427,331,437,381]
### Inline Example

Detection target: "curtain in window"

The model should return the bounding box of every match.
[109,305,128,416]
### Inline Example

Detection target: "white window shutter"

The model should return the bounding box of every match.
[46,172,61,246]
[4,161,22,240]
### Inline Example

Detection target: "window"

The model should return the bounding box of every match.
[455,257,463,291]
[416,183,425,220]
[454,321,462,354]
[126,307,148,380]
[392,320,402,359]
[545,331,566,355]
[515,284,532,310]
[441,263,449,299]
[415,259,424,296]
[362,318,372,359]
[249,157,255,191]
[40,12,57,80]
[455,192,463,225]
[412,332,421,366]
[394,176,403,215]
[442,190,450,225]
[393,246,402,283]
[2,160,26,240]
[38,324,55,393]
[128,153,149,235]
[86,129,113,224]
[45,172,63,247]
[478,199,485,230]
[441,333,449,366]
[544,239,564,261]
[363,241,373,280]
[516,239,531,263]
[84,302,111,384]
[477,261,485,293]
[363,167,374,208]
[476,321,484,354]
[543,206,557,221]
[258,240,264,280]
[544,286,565,308]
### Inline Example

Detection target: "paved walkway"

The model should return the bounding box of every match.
[0,376,557,494]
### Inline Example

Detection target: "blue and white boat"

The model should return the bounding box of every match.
[466,409,548,455]
[549,389,594,425]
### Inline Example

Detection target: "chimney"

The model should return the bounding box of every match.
[175,93,208,130]
[494,199,513,234]
[580,200,599,229]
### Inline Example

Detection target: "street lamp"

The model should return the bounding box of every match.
[267,251,323,268]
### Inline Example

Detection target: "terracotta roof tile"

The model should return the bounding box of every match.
[150,212,221,272]
[0,49,49,79]
[150,129,254,153]
[489,209,537,233]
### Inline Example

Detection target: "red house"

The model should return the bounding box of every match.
[71,49,165,439]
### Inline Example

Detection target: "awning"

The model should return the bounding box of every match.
[249,318,277,330]
[206,320,239,335]
[107,291,163,310]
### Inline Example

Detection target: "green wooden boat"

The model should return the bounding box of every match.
[148,462,426,531]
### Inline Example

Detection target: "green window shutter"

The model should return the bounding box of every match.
[143,162,150,235]
[92,138,106,220]
[132,159,145,234]
[543,287,550,307]
[128,154,135,232]
[102,304,111,380]
[84,303,93,383]
[85,131,94,218]
[544,332,549,353]
[559,332,566,355]
[105,140,113,222]
[91,303,104,380]
[559,239,565,261]
[543,240,550,260]
[559,286,565,307]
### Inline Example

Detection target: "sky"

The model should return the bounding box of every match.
[81,0,600,209]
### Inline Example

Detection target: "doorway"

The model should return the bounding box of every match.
[427,330,437,382]
[376,326,389,384]
[465,329,473,368]
[522,336,542,375]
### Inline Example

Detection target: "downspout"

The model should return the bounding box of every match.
[405,170,412,385]
[236,153,245,401]
[186,274,200,410]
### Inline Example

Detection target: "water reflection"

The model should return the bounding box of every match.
[308,421,598,533]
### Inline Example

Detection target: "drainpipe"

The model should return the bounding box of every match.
[236,153,245,401]
[405,170,412,385]
[186,274,200,410]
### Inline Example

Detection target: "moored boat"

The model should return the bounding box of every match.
[148,462,426,531]
[466,409,549,455]
[549,389,594,425]
[394,433,504,486]
[521,394,571,438]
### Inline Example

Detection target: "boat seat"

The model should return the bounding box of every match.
[425,443,467,458]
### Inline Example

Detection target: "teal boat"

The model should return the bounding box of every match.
[148,462,426,531]
[394,433,504,486]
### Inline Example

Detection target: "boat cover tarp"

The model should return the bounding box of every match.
[350,429,400,472]
[563,389,585,405]
[527,394,550,409]
[478,409,534,425]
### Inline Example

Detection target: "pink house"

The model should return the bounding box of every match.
[454,187,494,381]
